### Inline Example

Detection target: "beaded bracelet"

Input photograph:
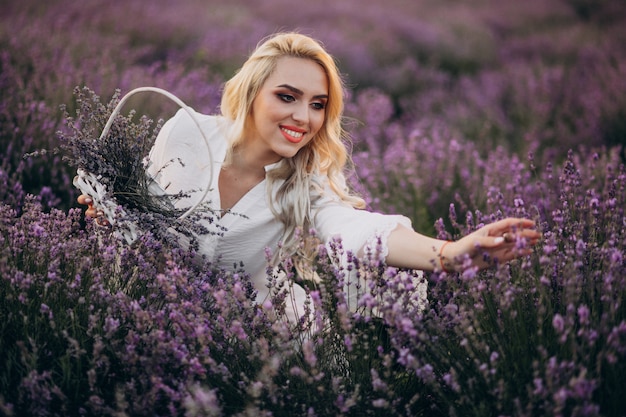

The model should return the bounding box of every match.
[439,241,453,273]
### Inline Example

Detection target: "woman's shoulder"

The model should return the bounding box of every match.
[150,108,230,168]
[159,108,231,146]
[168,108,227,132]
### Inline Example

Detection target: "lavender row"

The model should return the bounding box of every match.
[1,147,624,415]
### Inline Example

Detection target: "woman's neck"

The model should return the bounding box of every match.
[228,140,282,174]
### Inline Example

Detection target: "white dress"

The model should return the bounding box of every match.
[146,108,425,321]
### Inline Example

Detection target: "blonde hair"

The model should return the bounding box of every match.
[220,32,365,261]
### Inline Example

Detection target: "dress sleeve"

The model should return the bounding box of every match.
[312,188,413,260]
[145,108,221,209]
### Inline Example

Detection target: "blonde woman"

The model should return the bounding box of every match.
[79,32,540,321]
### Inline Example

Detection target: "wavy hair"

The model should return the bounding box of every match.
[220,32,365,262]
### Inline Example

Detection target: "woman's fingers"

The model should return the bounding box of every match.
[488,218,536,236]
[77,194,109,225]
[486,218,541,246]
[77,194,92,206]
[449,218,542,270]
[85,206,98,218]
[77,194,97,218]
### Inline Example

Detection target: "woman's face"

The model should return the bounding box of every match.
[247,56,328,164]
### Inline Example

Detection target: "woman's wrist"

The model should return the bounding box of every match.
[438,240,455,273]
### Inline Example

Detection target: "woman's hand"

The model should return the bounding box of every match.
[441,218,541,271]
[77,194,110,226]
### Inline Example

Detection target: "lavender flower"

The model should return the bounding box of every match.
[58,86,224,247]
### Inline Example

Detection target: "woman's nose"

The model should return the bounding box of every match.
[292,103,309,124]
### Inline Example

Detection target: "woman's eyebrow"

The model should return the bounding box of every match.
[277,84,328,100]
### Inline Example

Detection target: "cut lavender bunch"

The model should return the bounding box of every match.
[59,86,222,246]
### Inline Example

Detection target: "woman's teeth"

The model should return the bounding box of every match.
[282,128,303,138]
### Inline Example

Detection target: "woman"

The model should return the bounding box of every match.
[78,32,540,321]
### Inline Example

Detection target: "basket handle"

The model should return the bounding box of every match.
[100,87,214,219]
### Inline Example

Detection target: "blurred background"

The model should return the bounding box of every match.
[1,0,625,228]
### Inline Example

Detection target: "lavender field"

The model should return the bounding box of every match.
[2,0,626,415]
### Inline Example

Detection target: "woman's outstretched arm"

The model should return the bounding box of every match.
[385,218,541,272]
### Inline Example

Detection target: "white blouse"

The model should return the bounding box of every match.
[146,109,423,321]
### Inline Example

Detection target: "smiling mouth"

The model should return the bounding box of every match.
[281,127,305,143]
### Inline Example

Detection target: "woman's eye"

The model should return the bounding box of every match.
[277,93,325,110]
[277,94,295,103]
